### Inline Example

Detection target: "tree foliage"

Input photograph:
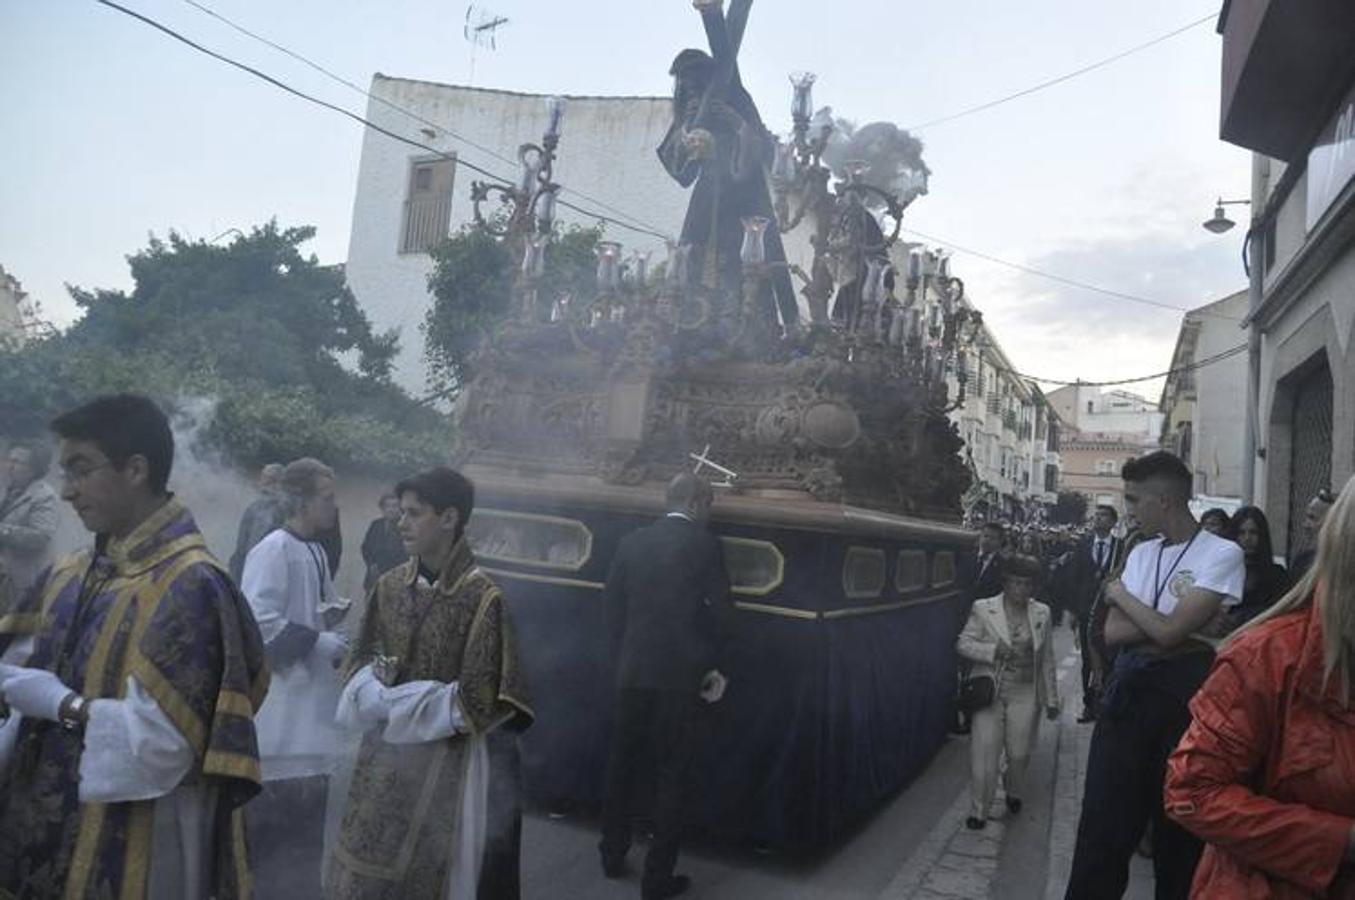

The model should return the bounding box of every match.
[0,222,448,474]
[424,224,603,395]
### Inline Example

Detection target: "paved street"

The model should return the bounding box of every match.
[521,627,1155,899]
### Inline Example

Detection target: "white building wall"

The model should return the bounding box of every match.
[345,76,691,393]
[1190,293,1249,498]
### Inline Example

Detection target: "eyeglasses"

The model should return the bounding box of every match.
[59,461,113,485]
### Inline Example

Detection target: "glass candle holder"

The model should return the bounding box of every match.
[740,217,769,266]
[596,241,623,291]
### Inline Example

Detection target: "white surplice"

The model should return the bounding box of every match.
[242,528,346,780]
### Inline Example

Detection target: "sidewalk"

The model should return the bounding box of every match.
[878,633,1153,899]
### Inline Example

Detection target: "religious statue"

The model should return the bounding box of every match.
[657,0,800,330]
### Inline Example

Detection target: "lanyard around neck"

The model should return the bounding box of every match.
[1152,529,1200,611]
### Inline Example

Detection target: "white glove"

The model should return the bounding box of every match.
[353,676,390,726]
[0,664,75,722]
[314,632,348,668]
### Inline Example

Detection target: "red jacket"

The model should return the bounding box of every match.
[1165,602,1355,898]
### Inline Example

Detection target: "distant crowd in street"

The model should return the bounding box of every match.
[955,450,1355,897]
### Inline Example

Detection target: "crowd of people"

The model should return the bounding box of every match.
[0,393,732,900]
[955,450,1353,897]
[2,396,1353,898]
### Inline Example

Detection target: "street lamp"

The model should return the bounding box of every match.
[1202,197,1251,234]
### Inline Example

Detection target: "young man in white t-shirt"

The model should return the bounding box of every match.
[1064,451,1244,900]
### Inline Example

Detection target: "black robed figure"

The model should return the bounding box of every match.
[656,0,799,330]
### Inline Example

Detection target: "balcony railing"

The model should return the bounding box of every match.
[400,191,454,254]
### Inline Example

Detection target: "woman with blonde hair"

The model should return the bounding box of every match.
[1165,477,1355,897]
[957,553,1061,830]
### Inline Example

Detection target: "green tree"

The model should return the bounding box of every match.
[424,224,603,396]
[0,223,448,474]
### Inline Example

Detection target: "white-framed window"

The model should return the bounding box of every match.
[400,155,457,254]
[1095,459,1119,475]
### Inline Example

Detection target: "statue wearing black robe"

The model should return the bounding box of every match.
[657,49,799,331]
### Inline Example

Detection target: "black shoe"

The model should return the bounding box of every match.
[642,874,691,899]
[965,816,986,830]
[1006,797,1022,815]
[601,856,627,879]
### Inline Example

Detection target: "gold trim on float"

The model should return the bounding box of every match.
[822,590,961,619]
[468,508,595,572]
[732,601,819,620]
[479,567,605,591]
[842,546,887,600]
[720,536,786,597]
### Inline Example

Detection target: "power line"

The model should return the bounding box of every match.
[176,0,666,236]
[95,0,1239,334]
[93,0,674,243]
[993,342,1248,388]
[902,227,1242,319]
[906,13,1215,132]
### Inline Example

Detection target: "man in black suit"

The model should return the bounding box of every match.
[599,474,731,900]
[968,521,1006,604]
[1066,505,1122,722]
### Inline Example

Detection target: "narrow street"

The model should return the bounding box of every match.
[521,628,1154,899]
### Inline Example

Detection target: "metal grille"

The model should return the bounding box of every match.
[1286,362,1333,559]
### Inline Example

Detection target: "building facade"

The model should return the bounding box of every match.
[1047,383,1164,438]
[1058,432,1159,515]
[1217,0,1355,556]
[1159,290,1249,499]
[345,76,689,393]
[946,311,1063,523]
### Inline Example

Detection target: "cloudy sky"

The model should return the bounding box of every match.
[1,0,1250,398]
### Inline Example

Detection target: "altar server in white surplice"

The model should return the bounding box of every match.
[241,456,349,897]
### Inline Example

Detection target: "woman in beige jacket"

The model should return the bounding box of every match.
[957,553,1061,829]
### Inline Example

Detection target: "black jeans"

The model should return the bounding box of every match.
[1064,657,1210,900]
[599,688,700,882]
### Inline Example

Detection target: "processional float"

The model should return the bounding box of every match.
[453,0,985,849]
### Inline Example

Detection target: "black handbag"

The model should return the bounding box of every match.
[958,674,996,713]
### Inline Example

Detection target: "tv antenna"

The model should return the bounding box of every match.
[464,5,510,85]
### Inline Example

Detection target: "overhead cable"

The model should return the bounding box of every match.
[993,342,1248,388]
[906,13,1215,132]
[177,0,665,235]
[93,0,674,242]
[902,227,1242,319]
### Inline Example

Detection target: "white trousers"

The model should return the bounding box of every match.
[969,678,1040,820]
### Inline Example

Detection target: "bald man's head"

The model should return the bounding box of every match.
[666,473,714,522]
